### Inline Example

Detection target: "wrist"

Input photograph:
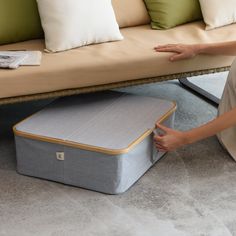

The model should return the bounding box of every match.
[182,130,195,145]
[194,44,208,55]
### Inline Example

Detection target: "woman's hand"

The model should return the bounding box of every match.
[154,123,189,152]
[154,44,199,62]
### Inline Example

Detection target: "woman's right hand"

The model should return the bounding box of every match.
[154,44,199,62]
[154,123,189,152]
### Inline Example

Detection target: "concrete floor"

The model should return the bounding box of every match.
[1,74,236,236]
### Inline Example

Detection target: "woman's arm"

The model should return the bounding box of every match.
[153,41,236,152]
[154,107,236,152]
[196,41,236,55]
[154,41,236,61]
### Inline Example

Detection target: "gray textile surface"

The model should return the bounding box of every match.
[15,91,175,150]
[14,91,175,194]
[15,116,174,194]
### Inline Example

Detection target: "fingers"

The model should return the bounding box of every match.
[154,133,170,152]
[154,136,166,148]
[154,143,168,152]
[154,47,179,53]
[154,44,178,49]
[155,123,170,133]
[154,44,181,53]
[154,135,163,142]
[154,135,166,149]
[156,147,166,152]
[169,54,186,62]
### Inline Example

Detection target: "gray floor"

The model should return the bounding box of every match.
[1,73,236,236]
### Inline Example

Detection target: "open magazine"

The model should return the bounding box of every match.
[0,51,42,69]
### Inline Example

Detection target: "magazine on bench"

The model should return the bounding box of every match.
[0,51,42,69]
[0,53,27,69]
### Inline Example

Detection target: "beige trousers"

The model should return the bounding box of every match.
[217,58,236,160]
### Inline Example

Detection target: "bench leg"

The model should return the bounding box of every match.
[179,78,220,105]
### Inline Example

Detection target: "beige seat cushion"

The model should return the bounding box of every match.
[0,21,236,100]
[112,0,150,28]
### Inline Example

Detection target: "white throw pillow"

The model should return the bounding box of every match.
[199,0,236,30]
[36,0,123,52]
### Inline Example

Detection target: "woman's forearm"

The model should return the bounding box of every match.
[195,41,236,56]
[184,107,236,144]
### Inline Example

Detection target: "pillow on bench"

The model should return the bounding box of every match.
[112,0,150,28]
[144,0,202,29]
[37,0,123,52]
[199,0,236,30]
[0,0,43,45]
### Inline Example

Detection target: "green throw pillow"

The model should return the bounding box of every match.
[144,0,202,29]
[0,0,44,45]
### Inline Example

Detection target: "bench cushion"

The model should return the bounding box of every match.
[0,21,235,100]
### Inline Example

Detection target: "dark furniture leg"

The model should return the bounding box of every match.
[179,78,221,105]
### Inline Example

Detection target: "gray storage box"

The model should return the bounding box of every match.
[13,91,176,194]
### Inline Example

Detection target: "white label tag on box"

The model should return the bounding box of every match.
[56,152,65,161]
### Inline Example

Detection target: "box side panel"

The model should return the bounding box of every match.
[119,136,155,193]
[63,140,156,195]
[164,112,175,129]
[119,112,175,193]
[15,136,65,183]
[64,148,123,194]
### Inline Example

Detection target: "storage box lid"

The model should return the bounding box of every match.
[14,91,176,155]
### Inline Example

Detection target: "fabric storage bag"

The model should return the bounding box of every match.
[13,91,176,194]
